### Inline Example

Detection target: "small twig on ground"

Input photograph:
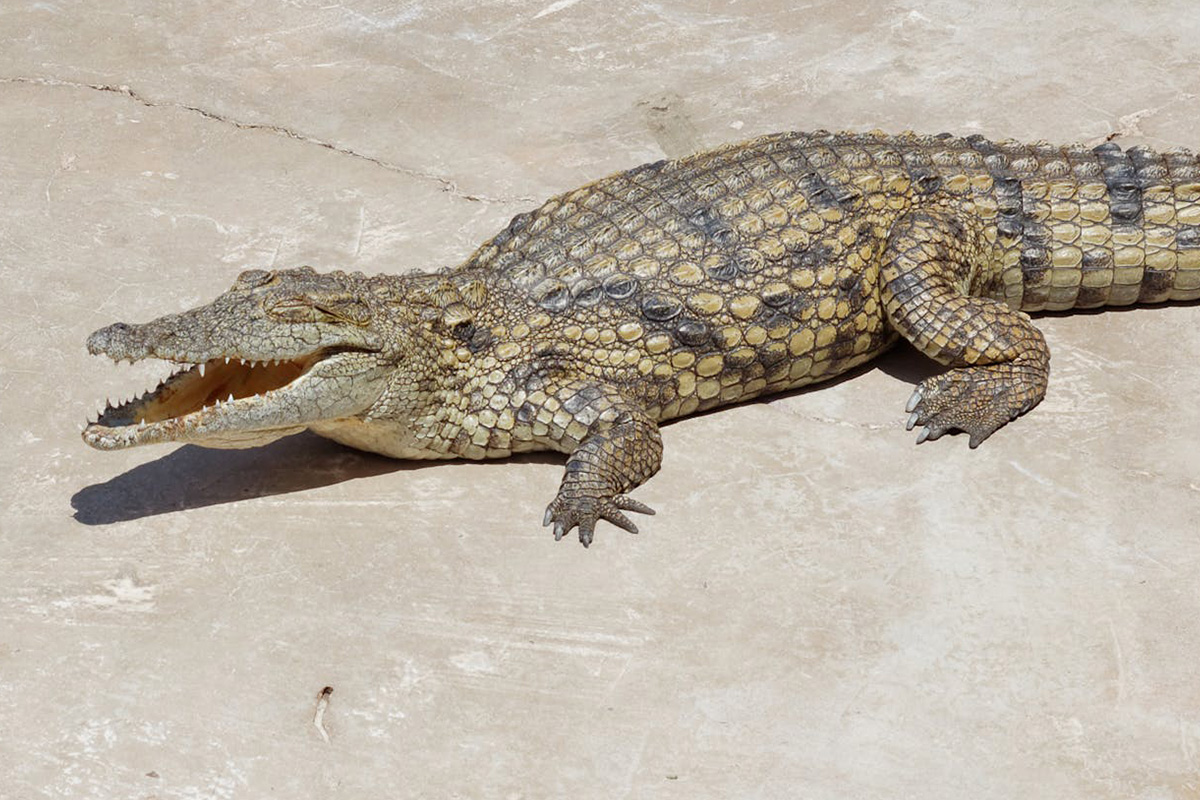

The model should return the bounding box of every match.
[313,685,333,743]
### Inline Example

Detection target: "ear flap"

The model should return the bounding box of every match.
[420,279,467,330]
[440,280,496,351]
[441,301,473,330]
[406,276,493,348]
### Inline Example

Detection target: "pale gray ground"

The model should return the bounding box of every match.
[3,2,1200,798]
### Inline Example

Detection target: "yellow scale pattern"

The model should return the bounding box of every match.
[386,130,1200,543]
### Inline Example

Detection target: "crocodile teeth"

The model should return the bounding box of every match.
[227,393,235,403]
[198,362,206,377]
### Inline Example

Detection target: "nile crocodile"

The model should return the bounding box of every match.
[83,130,1200,545]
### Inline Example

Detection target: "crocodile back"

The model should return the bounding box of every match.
[456,131,911,419]
[464,130,1200,315]
[441,131,1200,422]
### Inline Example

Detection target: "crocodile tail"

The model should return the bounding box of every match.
[1013,142,1200,311]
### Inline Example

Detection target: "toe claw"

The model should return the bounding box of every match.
[906,410,920,431]
[905,390,922,413]
[916,426,931,444]
[543,492,652,544]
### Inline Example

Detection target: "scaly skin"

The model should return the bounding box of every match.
[84,130,1200,545]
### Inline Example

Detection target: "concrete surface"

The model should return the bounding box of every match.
[3,1,1200,797]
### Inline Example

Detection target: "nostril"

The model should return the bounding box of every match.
[86,322,134,355]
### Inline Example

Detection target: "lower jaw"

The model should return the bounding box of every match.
[83,398,311,450]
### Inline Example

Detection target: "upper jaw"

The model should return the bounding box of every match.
[85,318,377,365]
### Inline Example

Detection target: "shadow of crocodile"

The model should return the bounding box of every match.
[70,431,560,525]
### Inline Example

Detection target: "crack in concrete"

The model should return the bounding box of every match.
[1084,91,1198,147]
[763,401,893,431]
[1,75,535,205]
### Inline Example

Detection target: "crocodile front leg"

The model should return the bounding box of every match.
[523,380,662,547]
[881,209,1050,447]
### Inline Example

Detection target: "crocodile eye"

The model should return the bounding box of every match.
[314,297,372,326]
[265,296,324,323]
[265,295,372,325]
[235,269,274,289]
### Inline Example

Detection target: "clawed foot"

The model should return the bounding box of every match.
[542,494,656,547]
[904,364,1044,448]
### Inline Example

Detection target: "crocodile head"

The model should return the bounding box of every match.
[83,266,397,451]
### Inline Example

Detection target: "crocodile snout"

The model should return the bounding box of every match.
[86,322,141,359]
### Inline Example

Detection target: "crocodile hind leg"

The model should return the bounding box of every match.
[524,380,662,547]
[881,209,1050,448]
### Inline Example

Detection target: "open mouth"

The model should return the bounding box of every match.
[84,352,328,449]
